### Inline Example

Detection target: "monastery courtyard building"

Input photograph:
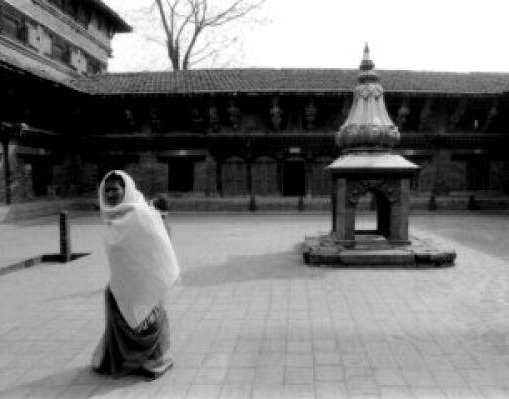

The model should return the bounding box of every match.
[1,0,509,206]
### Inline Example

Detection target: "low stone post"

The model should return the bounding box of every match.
[249,195,257,212]
[428,194,437,211]
[467,194,479,210]
[297,196,304,211]
[60,211,71,262]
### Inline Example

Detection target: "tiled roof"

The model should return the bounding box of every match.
[74,68,509,96]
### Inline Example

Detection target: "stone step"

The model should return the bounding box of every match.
[338,249,415,265]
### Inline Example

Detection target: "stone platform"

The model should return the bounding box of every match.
[303,233,456,268]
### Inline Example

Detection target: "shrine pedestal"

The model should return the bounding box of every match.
[303,233,456,268]
[302,152,456,268]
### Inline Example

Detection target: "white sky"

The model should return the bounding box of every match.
[104,0,509,73]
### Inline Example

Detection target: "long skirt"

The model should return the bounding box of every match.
[92,287,173,379]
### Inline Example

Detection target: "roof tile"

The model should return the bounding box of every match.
[74,68,509,96]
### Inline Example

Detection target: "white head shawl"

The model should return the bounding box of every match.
[99,170,180,329]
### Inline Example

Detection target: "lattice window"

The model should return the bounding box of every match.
[312,157,333,196]
[222,156,246,196]
[252,157,277,195]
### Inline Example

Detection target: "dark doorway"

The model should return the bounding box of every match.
[283,160,305,196]
[467,157,490,190]
[31,159,53,196]
[169,158,194,192]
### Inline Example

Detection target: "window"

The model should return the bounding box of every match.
[51,35,70,64]
[467,157,490,190]
[1,4,26,43]
[86,55,101,75]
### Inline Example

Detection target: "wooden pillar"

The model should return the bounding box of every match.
[2,138,11,205]
[216,158,223,197]
[246,157,253,197]
[276,156,283,196]
[305,157,313,198]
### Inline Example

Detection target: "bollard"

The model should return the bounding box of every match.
[467,194,479,211]
[59,211,71,262]
[297,196,305,211]
[249,195,257,212]
[428,194,437,211]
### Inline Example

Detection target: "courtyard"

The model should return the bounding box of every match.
[0,211,509,398]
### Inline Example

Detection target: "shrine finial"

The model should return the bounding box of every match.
[360,42,374,71]
[336,45,400,151]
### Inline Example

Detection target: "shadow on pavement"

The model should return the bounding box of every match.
[0,366,147,398]
[179,248,330,287]
[43,288,103,303]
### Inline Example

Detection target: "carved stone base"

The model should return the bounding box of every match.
[302,233,456,268]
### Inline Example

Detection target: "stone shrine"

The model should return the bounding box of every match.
[303,46,456,267]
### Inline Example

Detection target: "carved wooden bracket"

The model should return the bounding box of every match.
[396,98,411,129]
[418,99,433,131]
[481,99,498,132]
[208,104,220,133]
[227,99,240,131]
[124,108,136,129]
[149,107,161,133]
[270,96,282,131]
[449,99,468,130]
[347,179,400,205]
[305,98,317,130]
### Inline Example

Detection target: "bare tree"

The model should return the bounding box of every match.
[152,0,266,70]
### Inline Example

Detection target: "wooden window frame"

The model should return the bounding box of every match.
[0,3,27,44]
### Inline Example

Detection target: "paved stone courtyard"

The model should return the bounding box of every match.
[1,211,509,398]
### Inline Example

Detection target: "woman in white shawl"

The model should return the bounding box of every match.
[92,170,180,379]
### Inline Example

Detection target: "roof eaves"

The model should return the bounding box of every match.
[87,0,132,33]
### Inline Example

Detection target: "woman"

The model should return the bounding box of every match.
[92,170,180,379]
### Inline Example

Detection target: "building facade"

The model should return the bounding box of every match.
[1,1,509,204]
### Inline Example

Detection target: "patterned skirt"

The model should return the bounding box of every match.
[92,287,173,379]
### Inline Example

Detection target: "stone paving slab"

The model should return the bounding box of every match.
[0,212,509,398]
